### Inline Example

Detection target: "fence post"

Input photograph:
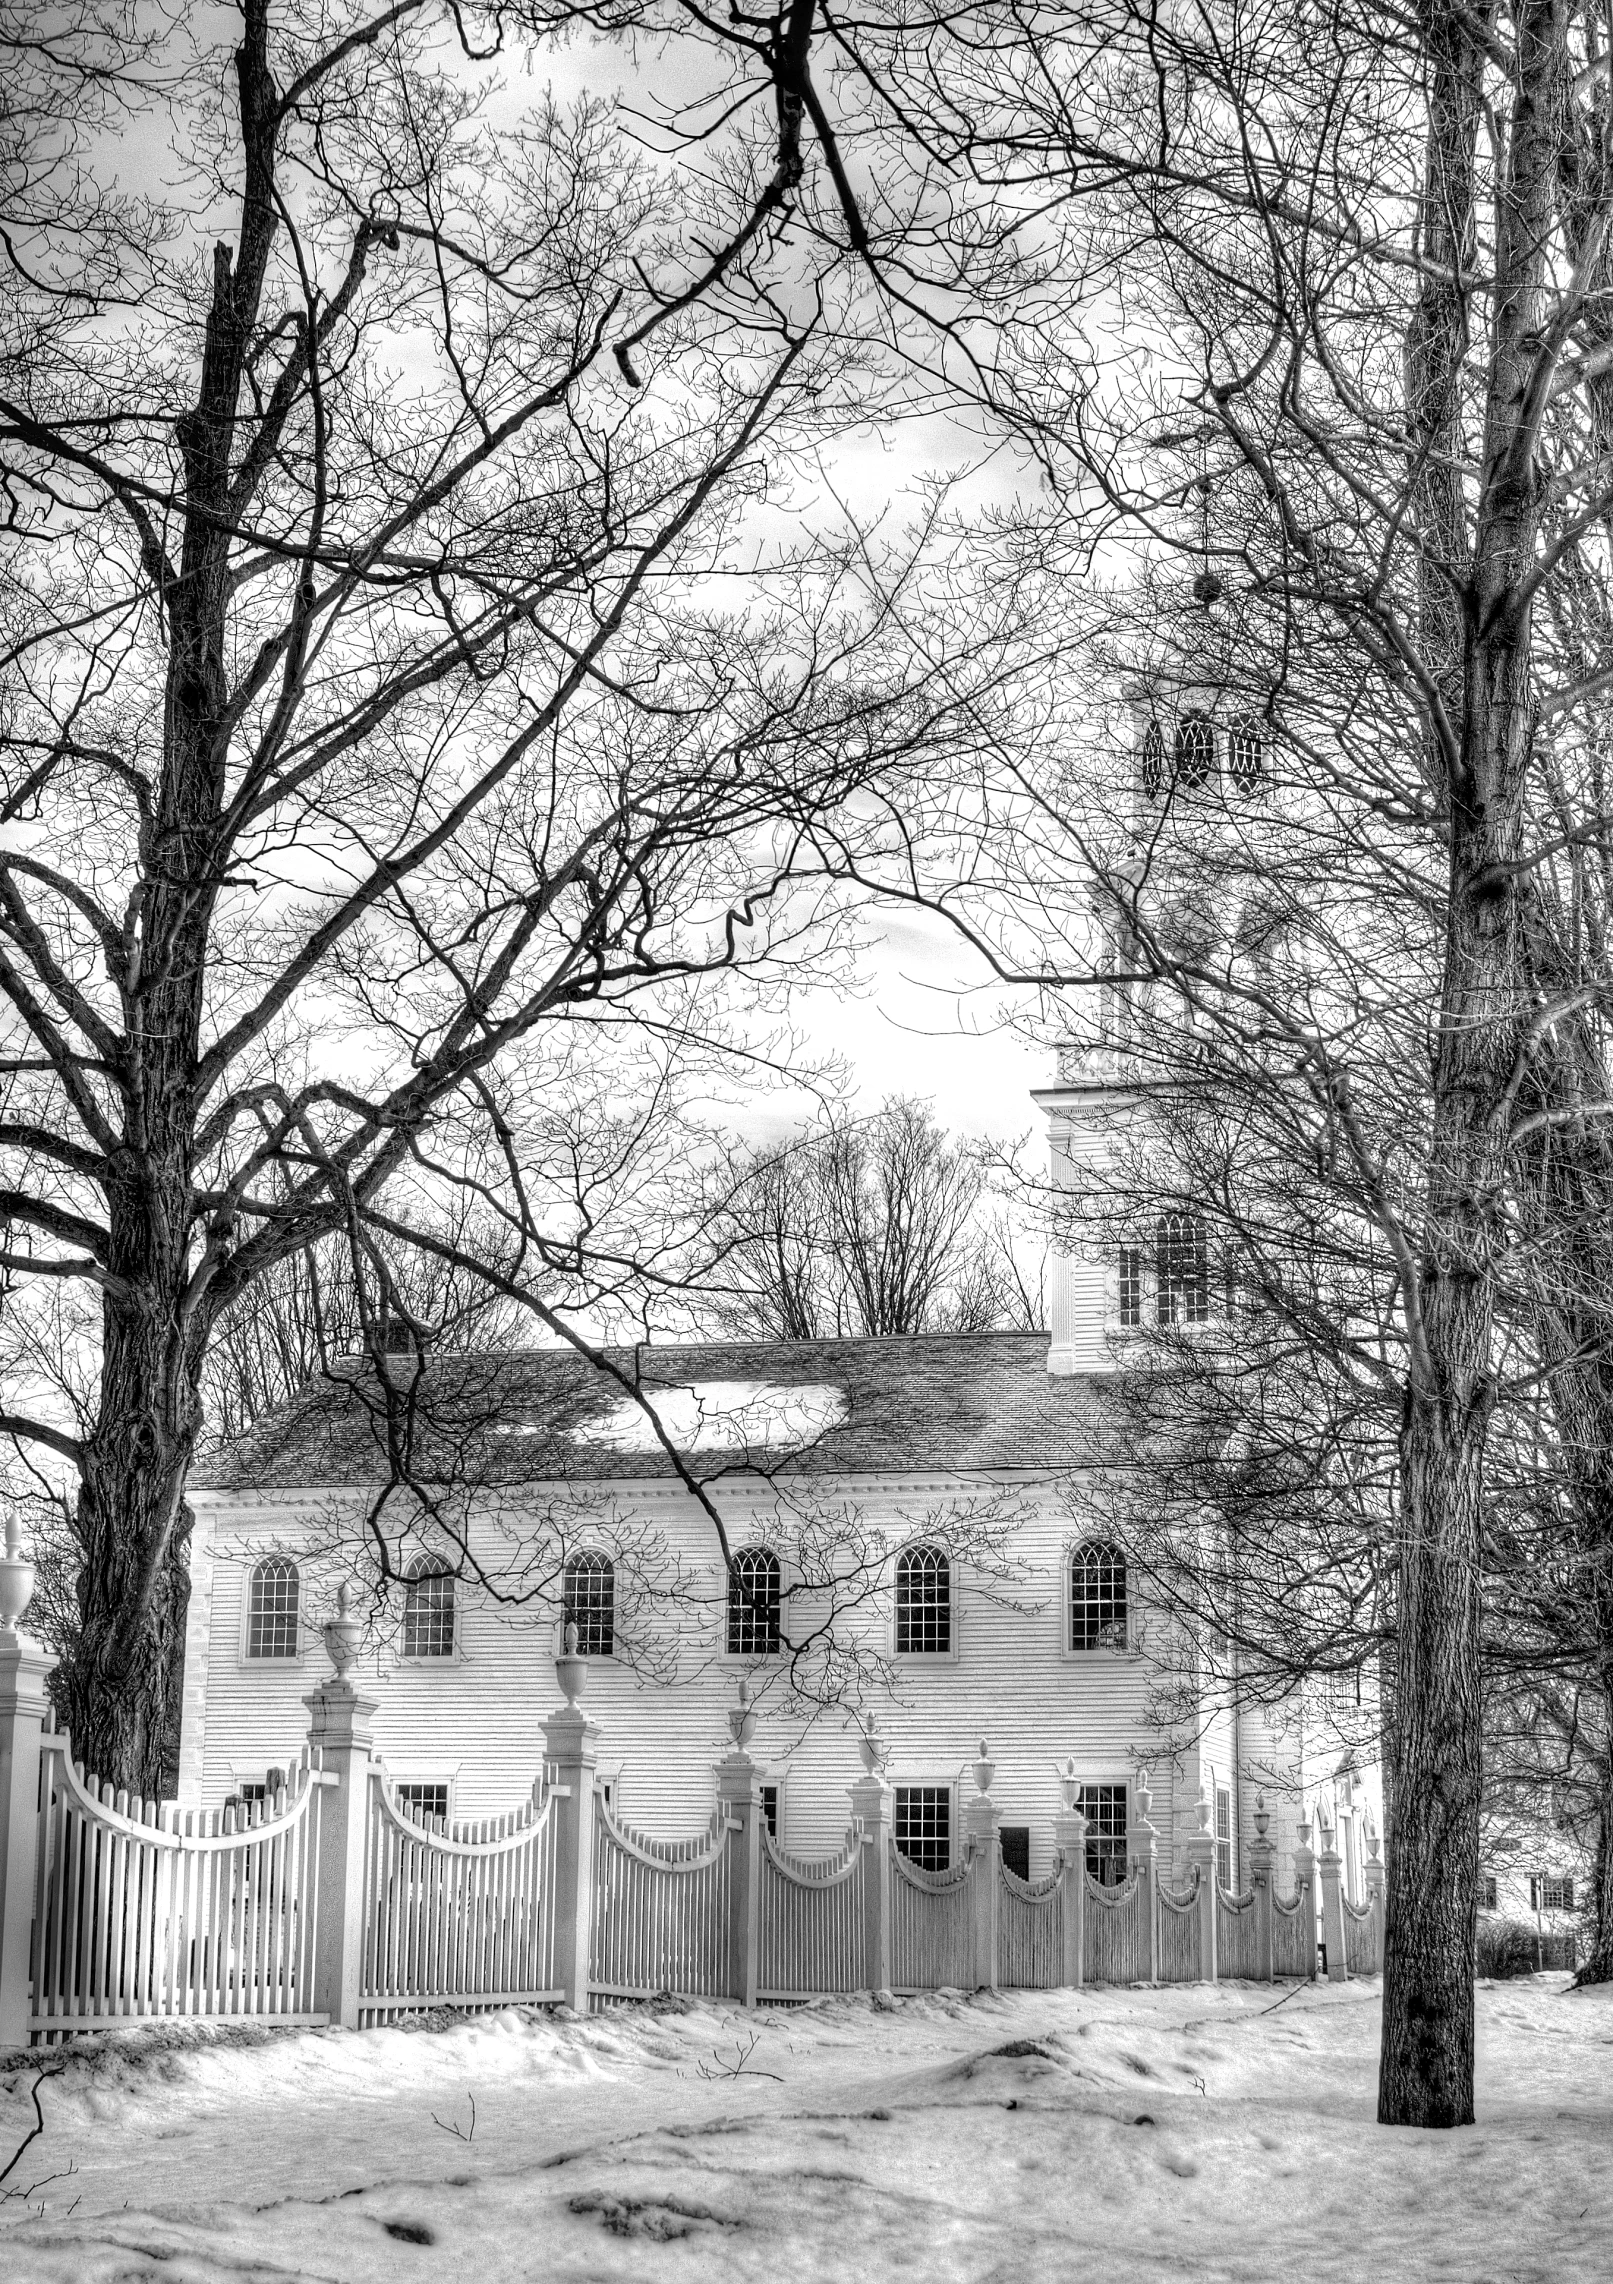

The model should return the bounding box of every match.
[1248,1790,1276,1982]
[1133,1767,1159,1984]
[542,1623,599,2013]
[303,1584,378,2032]
[1053,1761,1088,1989]
[1185,1785,1219,1982]
[716,1680,761,2007]
[1364,1818,1386,1973]
[0,1521,52,2049]
[964,1739,1000,1993]
[1315,1803,1348,1982]
[1292,1812,1317,1979]
[850,1722,894,1995]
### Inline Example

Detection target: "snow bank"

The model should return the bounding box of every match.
[0,1977,1606,2280]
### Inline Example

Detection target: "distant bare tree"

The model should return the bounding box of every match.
[706,1097,1033,1340]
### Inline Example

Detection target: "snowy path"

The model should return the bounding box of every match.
[0,1977,1607,2281]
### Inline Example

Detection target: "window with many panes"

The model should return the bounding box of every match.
[1081,1785,1128,1885]
[1118,1245,1143,1328]
[396,1781,450,1824]
[760,1784,779,1840]
[1479,1874,1498,1911]
[895,1786,951,1873]
[564,1551,615,1657]
[1215,1786,1233,1890]
[402,1557,455,1658]
[1071,1542,1127,1651]
[1156,1210,1210,1323]
[895,1544,951,1654]
[727,1545,781,1656]
[1228,716,1264,793]
[1174,712,1216,788]
[1140,720,1165,798]
[1532,1875,1575,1911]
[246,1556,300,1658]
[1000,1825,1031,1882]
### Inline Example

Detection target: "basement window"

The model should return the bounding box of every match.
[895,1786,951,1874]
[397,1782,450,1824]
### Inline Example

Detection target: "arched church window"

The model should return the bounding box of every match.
[727,1545,781,1656]
[246,1556,299,1659]
[564,1551,615,1657]
[1156,1208,1211,1324]
[895,1544,951,1654]
[1140,719,1166,798]
[1228,716,1264,793]
[403,1556,455,1659]
[1071,1542,1128,1651]
[1174,712,1216,788]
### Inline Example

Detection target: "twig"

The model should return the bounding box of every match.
[0,2064,65,2193]
[430,2093,476,2143]
[692,2031,783,2083]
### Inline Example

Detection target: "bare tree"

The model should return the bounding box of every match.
[0,0,1047,1791]
[705,1096,1033,1339]
[782,0,1613,2126]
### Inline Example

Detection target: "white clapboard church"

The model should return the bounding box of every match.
[180,690,1385,1908]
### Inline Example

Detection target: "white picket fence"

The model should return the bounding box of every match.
[31,1736,329,2040]
[360,1768,561,2025]
[0,1622,1378,2046]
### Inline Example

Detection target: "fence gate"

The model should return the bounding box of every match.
[359,1767,560,2024]
[31,1736,327,2040]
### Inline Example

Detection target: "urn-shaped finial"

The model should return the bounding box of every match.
[728,1674,757,1748]
[1196,1784,1213,1835]
[1253,1789,1270,1842]
[1056,1754,1082,1812]
[857,1714,890,1777]
[971,1738,995,1796]
[321,1579,361,1678]
[0,1514,34,1635]
[1135,1766,1155,1832]
[555,1618,586,1707]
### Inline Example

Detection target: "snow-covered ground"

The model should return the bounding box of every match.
[0,1976,1607,2281]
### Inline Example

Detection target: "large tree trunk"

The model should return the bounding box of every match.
[54,1185,209,1793]
[1378,0,1558,2125]
[43,10,283,1794]
[1379,847,1504,2128]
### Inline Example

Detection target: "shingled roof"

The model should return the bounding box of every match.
[198,1332,1111,1493]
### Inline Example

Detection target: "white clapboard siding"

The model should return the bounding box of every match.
[186,1480,1305,1890]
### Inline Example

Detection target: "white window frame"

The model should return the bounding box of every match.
[1078,1778,1130,1885]
[562,1547,617,1658]
[719,1542,786,1664]
[893,1779,956,1874]
[236,1551,308,1666]
[398,1556,460,1665]
[891,1541,960,1664]
[391,1771,458,1825]
[1214,1783,1234,1891]
[1062,1538,1131,1661]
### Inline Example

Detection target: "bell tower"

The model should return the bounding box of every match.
[1036,663,1266,1376]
